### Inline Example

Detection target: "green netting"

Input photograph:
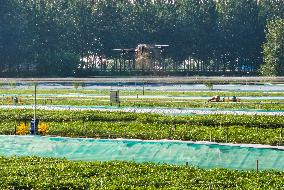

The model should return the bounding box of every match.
[0,135,283,170]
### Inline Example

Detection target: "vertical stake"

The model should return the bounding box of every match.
[186,162,188,166]
[256,160,259,172]
[142,81,145,95]
[34,83,36,124]
[280,127,283,145]
[24,114,27,126]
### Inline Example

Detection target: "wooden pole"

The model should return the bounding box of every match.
[142,81,145,95]
[34,84,36,125]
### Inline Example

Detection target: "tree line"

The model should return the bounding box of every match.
[0,0,284,77]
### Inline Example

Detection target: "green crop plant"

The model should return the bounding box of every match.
[1,96,284,110]
[73,81,85,90]
[0,109,283,145]
[8,81,16,88]
[73,81,80,90]
[204,82,214,90]
[0,87,283,97]
[0,156,283,189]
[0,109,283,129]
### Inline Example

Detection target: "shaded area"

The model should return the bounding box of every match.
[1,135,284,170]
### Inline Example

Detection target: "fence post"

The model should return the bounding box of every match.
[279,127,283,145]
[256,160,259,172]
[142,81,145,95]
[24,114,27,126]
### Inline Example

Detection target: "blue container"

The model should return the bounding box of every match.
[30,119,39,135]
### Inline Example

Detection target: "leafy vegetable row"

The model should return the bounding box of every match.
[1,88,284,97]
[1,120,284,145]
[0,156,283,189]
[0,109,283,128]
[3,97,284,110]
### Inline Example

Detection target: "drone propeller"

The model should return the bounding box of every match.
[154,44,169,49]
[112,48,135,51]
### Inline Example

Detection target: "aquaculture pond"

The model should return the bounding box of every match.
[1,135,284,171]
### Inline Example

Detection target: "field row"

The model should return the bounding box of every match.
[1,109,284,145]
[1,88,284,97]
[1,109,284,128]
[0,156,283,189]
[2,98,284,110]
[2,121,284,146]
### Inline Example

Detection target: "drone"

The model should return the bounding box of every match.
[112,44,169,54]
[112,48,136,54]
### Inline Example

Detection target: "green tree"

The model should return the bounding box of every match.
[0,0,31,76]
[216,0,263,72]
[173,0,218,69]
[259,0,284,21]
[261,19,284,76]
[2,0,282,76]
